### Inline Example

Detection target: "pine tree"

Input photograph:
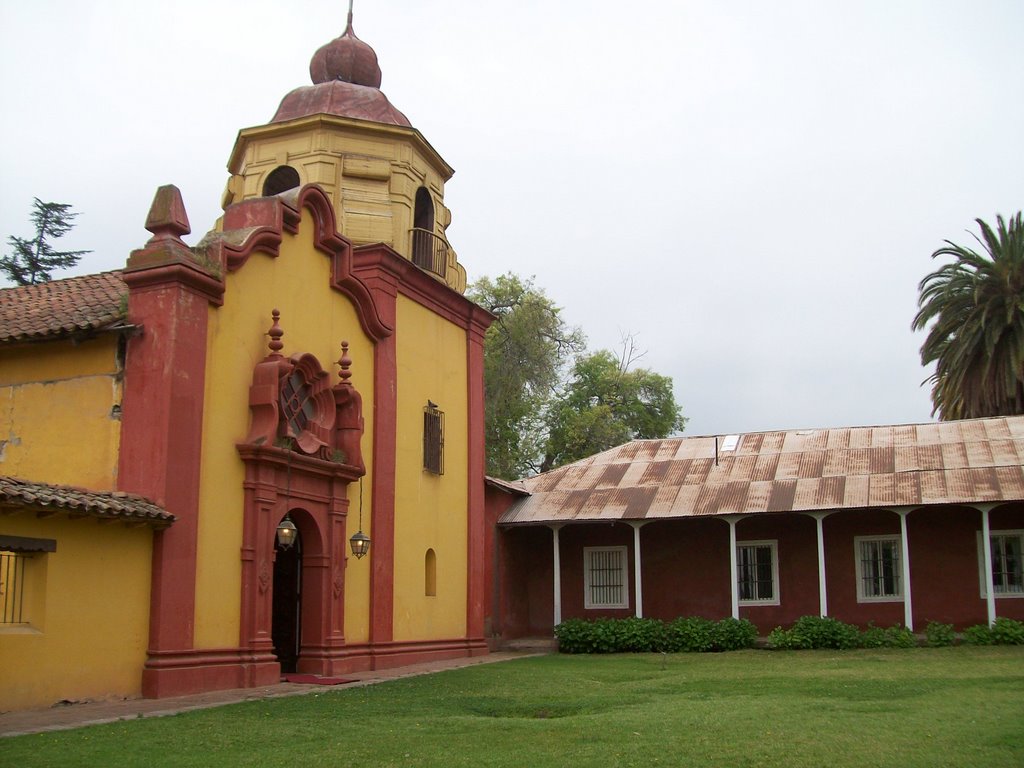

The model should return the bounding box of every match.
[1,198,91,285]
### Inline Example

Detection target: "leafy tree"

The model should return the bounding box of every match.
[542,346,686,472]
[468,273,584,479]
[1,198,91,285]
[912,213,1024,419]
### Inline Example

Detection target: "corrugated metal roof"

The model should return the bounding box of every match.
[499,417,1024,526]
[0,271,127,343]
[0,476,173,528]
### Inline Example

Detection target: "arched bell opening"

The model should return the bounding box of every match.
[411,186,436,271]
[263,165,301,197]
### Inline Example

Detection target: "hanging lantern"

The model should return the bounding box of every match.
[276,515,298,549]
[349,530,371,559]
[349,476,370,558]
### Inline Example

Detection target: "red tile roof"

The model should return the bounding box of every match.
[499,417,1024,525]
[0,271,128,343]
[0,476,173,528]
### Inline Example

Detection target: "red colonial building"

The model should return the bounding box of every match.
[486,416,1024,638]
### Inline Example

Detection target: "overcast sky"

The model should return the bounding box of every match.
[2,1,1021,438]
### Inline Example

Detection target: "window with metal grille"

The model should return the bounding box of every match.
[0,536,56,626]
[855,536,902,601]
[423,403,444,475]
[584,546,628,609]
[978,530,1024,597]
[280,369,315,437]
[1,551,31,624]
[737,540,778,605]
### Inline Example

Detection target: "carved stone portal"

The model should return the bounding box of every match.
[238,309,366,676]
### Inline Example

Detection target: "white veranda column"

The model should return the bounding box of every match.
[629,522,646,618]
[896,508,914,631]
[808,512,832,617]
[979,504,997,626]
[550,525,563,628]
[724,515,741,620]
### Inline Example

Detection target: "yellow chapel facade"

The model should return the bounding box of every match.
[0,12,491,709]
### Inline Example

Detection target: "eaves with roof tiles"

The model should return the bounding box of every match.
[0,271,128,343]
[498,416,1024,526]
[0,476,173,528]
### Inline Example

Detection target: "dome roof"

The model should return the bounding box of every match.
[309,16,381,87]
[272,81,411,127]
[271,10,409,127]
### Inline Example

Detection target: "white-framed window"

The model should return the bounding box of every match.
[977,530,1024,598]
[855,536,903,602]
[583,546,628,609]
[737,540,779,606]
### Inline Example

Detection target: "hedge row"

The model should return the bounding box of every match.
[767,615,1024,649]
[553,615,1024,654]
[554,617,758,654]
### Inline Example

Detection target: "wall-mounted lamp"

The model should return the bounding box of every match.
[349,477,371,559]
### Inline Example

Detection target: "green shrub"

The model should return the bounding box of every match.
[860,623,915,649]
[991,617,1024,645]
[767,625,807,650]
[555,617,668,653]
[960,618,1024,646]
[962,624,994,646]
[925,621,956,647]
[556,615,757,654]
[612,617,666,652]
[554,619,597,653]
[710,617,759,651]
[664,617,714,653]
[767,616,860,650]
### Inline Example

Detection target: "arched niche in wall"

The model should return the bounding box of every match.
[425,548,437,597]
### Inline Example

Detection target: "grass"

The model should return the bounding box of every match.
[5,647,1024,767]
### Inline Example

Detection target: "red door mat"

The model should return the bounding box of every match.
[282,673,357,685]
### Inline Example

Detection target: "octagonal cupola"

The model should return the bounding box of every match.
[222,3,467,292]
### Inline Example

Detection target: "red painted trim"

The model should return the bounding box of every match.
[121,262,224,306]
[353,243,494,332]
[346,638,489,669]
[465,327,488,639]
[119,270,219,669]
[141,648,279,698]
[369,292,398,645]
[140,638,488,697]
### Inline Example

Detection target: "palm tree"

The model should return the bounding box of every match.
[913,213,1024,420]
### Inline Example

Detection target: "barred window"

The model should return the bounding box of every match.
[737,540,778,605]
[584,546,628,609]
[855,536,902,601]
[978,530,1024,597]
[423,402,444,475]
[0,551,30,624]
[0,536,56,625]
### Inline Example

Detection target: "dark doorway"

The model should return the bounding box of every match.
[272,528,302,673]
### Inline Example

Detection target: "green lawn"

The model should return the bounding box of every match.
[6,647,1023,767]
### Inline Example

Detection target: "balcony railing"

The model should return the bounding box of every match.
[409,228,449,279]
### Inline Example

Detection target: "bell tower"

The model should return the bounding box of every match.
[222,3,467,292]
